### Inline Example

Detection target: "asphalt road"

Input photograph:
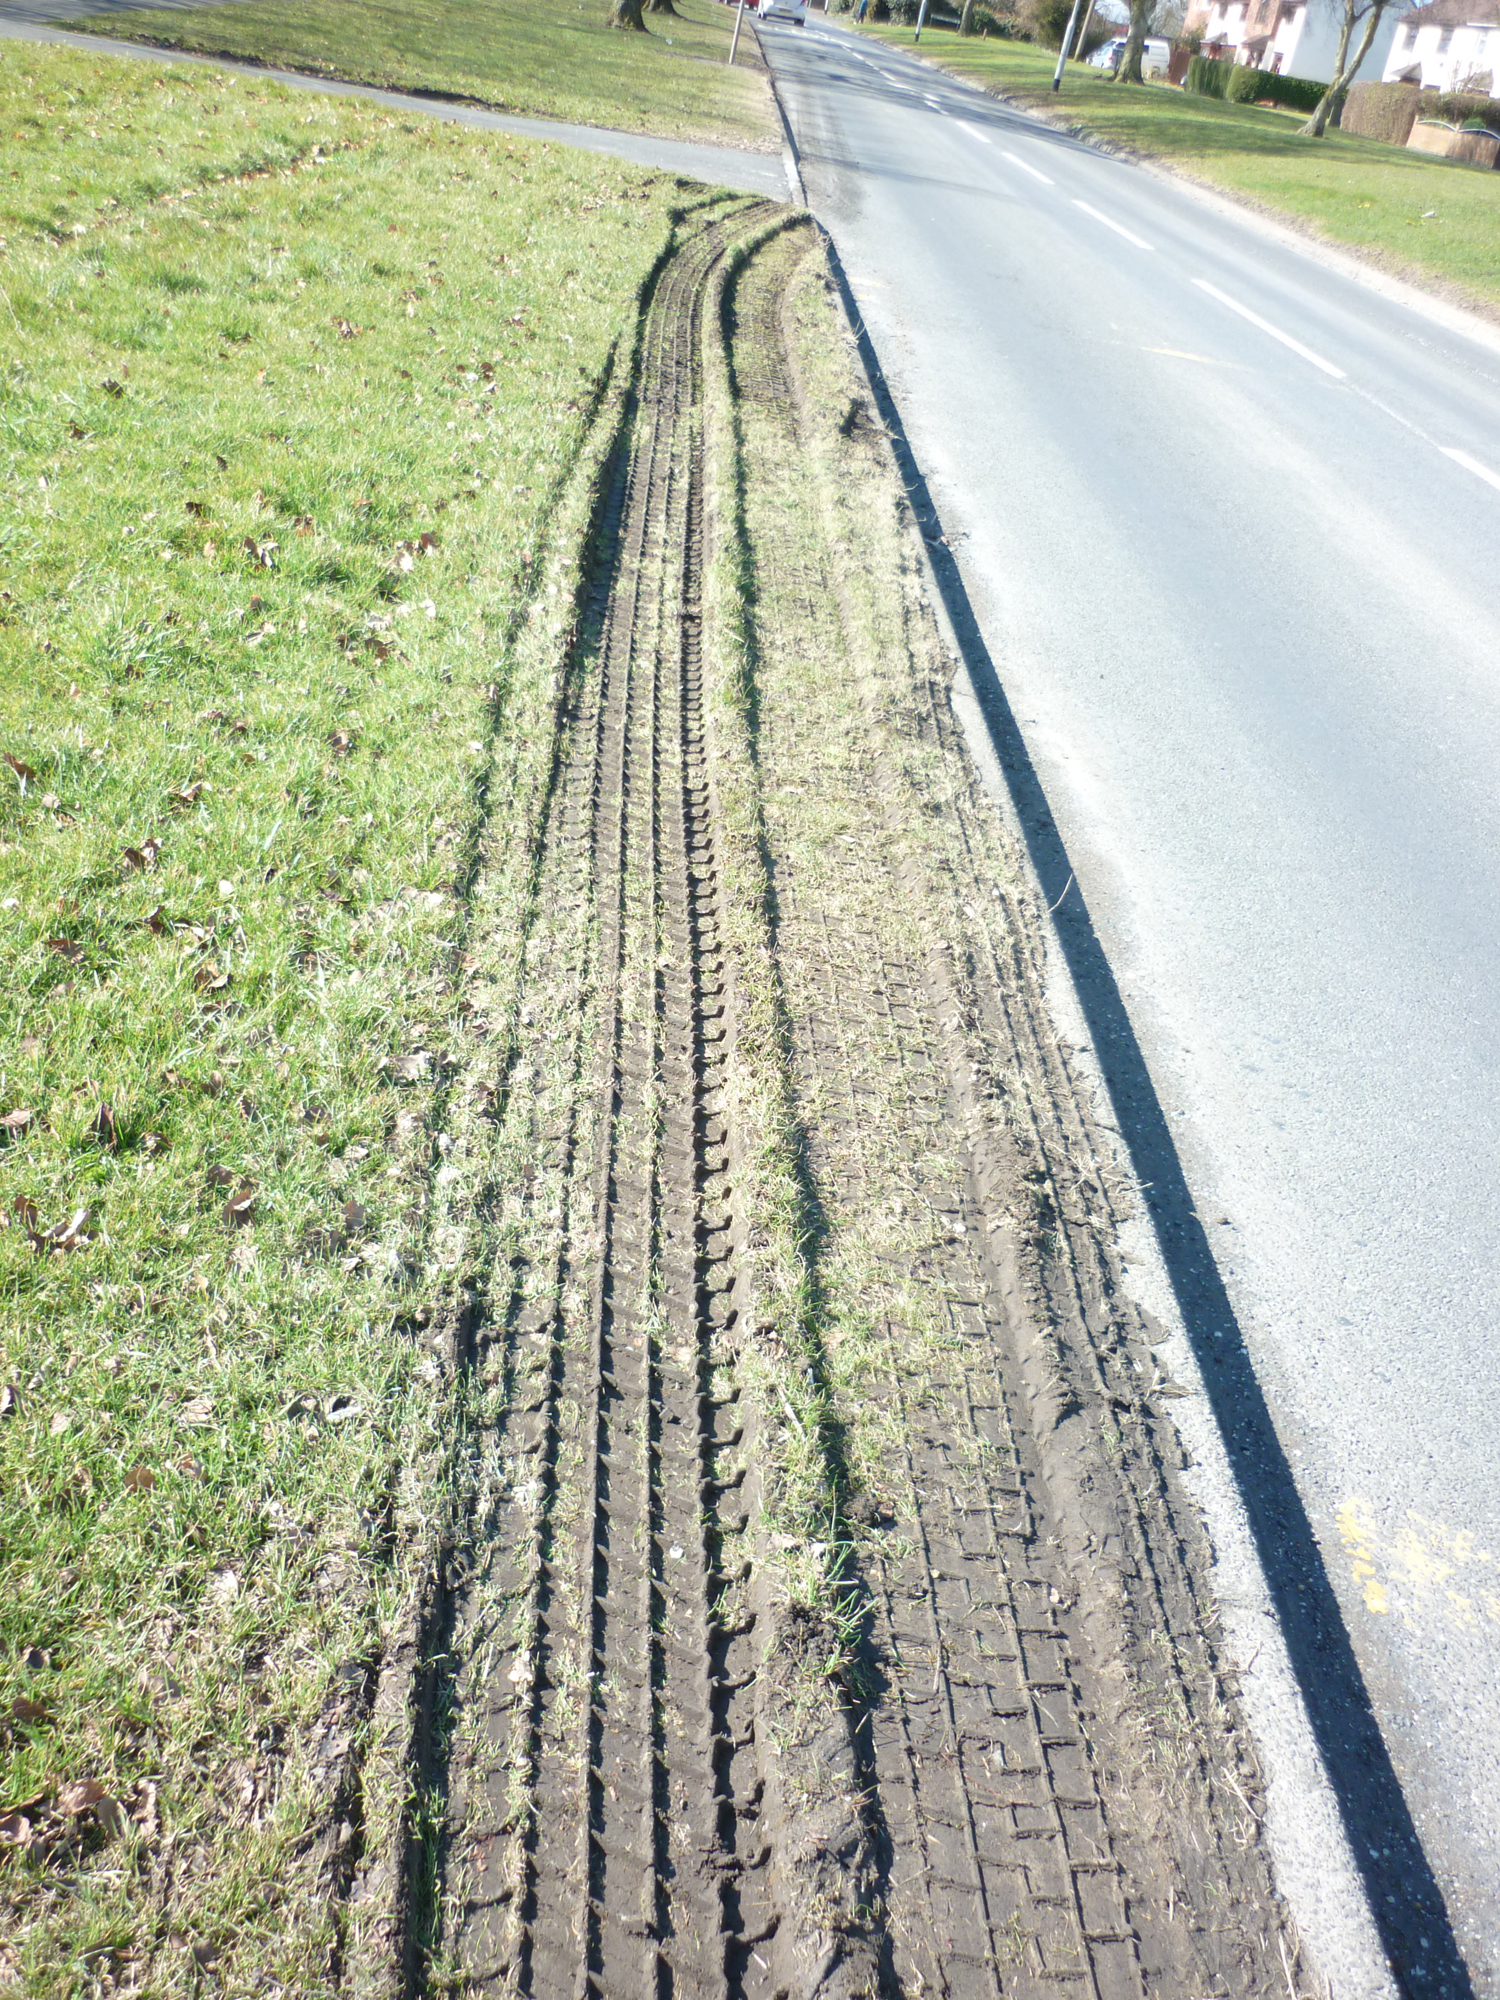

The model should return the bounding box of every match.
[757,18,1500,1995]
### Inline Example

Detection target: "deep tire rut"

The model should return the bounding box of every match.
[701,226,1291,1999]
[417,204,1291,2000]
[438,202,780,2000]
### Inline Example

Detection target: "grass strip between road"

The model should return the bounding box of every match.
[0,39,720,1992]
[73,0,779,155]
[859,26,1500,316]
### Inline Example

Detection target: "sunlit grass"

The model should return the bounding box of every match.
[0,40,692,1992]
[76,0,778,153]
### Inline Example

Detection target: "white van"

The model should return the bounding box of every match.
[1088,35,1171,77]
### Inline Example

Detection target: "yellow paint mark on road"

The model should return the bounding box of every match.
[1337,1497,1388,1615]
[1337,1495,1500,1641]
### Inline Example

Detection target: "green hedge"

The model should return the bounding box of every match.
[1185,54,1325,111]
[1340,79,1422,143]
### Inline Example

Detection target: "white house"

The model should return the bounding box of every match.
[1382,0,1500,89]
[1187,0,1403,80]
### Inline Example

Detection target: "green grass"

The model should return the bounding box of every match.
[860,25,1500,312]
[76,0,778,153]
[0,40,699,1993]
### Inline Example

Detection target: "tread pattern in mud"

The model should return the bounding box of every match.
[721,227,1281,2000]
[422,205,1284,2000]
[440,206,778,2000]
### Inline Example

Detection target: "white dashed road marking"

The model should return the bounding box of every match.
[1192,278,1346,380]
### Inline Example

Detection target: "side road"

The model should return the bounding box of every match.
[0,11,796,198]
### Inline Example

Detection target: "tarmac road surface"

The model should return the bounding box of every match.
[757,15,1500,1995]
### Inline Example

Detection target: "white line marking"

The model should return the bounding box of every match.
[956,119,991,144]
[1001,148,1053,185]
[1192,278,1346,380]
[1441,446,1500,494]
[1072,199,1153,251]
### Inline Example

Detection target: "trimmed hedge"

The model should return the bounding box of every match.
[1340,79,1423,143]
[1342,78,1500,143]
[1185,53,1325,111]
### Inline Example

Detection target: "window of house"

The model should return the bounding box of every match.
[1438,26,1453,51]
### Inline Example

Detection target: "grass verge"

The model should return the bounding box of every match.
[0,39,698,1993]
[861,25,1500,314]
[74,0,778,154]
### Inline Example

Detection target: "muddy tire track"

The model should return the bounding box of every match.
[432,202,787,2000]
[398,199,1295,2000]
[702,224,1291,1999]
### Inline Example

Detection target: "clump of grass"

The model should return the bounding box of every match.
[0,42,688,1993]
[75,0,778,154]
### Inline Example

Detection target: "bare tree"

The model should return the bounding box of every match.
[608,0,647,26]
[1299,0,1405,133]
[646,0,678,15]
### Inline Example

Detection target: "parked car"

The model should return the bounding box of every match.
[759,0,808,21]
[1089,35,1172,77]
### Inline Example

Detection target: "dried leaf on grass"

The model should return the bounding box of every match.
[222,1182,256,1228]
[4,751,38,790]
[13,1197,93,1254]
[86,1101,119,1150]
[1,1107,34,1136]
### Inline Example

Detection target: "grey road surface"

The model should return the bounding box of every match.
[759,17,1500,1996]
[0,12,792,198]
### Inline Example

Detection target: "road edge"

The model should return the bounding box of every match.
[807,208,1403,2000]
[751,19,807,203]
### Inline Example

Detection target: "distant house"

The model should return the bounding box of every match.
[1185,0,1403,80]
[1382,0,1499,89]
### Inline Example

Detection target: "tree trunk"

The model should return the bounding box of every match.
[608,0,648,27]
[646,0,678,14]
[1115,0,1153,81]
[959,0,976,31]
[1299,0,1386,134]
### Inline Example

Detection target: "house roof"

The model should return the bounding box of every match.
[1398,0,1500,28]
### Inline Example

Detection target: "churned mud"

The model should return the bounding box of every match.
[347,199,1300,1999]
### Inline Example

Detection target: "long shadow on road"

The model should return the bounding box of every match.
[818,227,1472,2000]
